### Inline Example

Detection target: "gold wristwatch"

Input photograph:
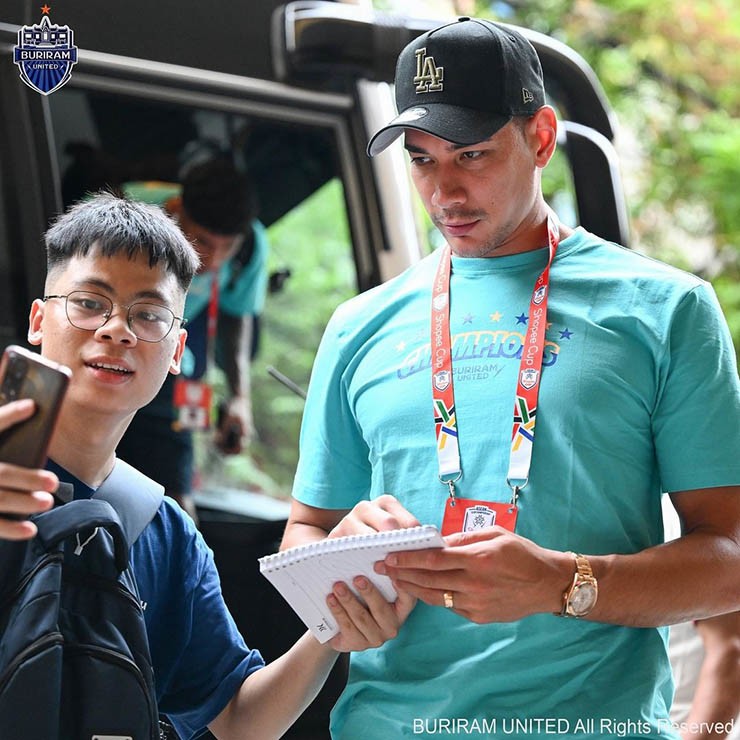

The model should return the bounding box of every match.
[559,552,598,618]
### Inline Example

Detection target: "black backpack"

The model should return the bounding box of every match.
[0,458,164,740]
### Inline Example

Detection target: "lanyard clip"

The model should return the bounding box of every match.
[506,477,528,508]
[439,471,462,506]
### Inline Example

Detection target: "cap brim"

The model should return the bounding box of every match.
[367,103,512,157]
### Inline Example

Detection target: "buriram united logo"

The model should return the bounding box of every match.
[13,6,78,96]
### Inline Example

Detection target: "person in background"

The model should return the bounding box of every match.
[118,157,268,519]
[663,496,740,740]
[281,17,740,739]
[0,192,411,738]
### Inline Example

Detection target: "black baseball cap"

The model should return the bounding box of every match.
[367,17,545,157]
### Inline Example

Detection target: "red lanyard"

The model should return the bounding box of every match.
[207,271,219,341]
[205,271,220,367]
[431,213,560,504]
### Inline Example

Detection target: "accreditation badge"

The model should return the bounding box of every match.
[172,378,212,431]
[441,498,518,536]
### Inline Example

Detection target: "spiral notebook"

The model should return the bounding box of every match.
[259,525,445,643]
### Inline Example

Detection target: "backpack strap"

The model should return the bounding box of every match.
[93,458,164,547]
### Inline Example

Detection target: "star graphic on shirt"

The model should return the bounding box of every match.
[515,313,528,325]
[462,313,474,324]
[559,328,574,340]
[395,340,407,352]
[490,311,502,322]
[41,4,51,13]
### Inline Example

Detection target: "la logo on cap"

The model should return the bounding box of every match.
[414,47,444,93]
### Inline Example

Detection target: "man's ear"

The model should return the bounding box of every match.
[168,327,187,375]
[27,299,45,346]
[530,106,558,168]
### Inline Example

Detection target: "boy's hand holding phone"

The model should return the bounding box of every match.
[0,346,70,540]
[0,399,59,539]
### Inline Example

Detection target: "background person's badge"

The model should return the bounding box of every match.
[13,11,78,96]
[173,379,213,431]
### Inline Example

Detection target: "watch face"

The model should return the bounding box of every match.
[570,583,597,616]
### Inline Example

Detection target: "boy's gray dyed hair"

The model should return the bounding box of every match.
[45,191,200,292]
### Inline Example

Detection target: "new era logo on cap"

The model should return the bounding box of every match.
[367,17,545,157]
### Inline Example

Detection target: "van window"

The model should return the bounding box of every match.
[46,87,357,499]
[201,178,354,497]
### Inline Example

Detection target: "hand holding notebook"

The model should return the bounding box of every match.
[259,525,445,643]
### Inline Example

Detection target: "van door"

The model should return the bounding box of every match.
[0,26,402,494]
[1,26,367,737]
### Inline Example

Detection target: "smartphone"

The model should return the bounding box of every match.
[0,345,72,468]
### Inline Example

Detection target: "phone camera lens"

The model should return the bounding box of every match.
[11,361,27,380]
[2,356,27,399]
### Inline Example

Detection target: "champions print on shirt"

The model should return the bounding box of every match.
[394,307,572,470]
[391,304,573,504]
[396,308,572,382]
[396,310,574,474]
[395,310,575,462]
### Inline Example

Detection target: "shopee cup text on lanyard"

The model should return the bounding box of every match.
[432,213,560,535]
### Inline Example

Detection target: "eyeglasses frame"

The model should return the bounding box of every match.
[43,291,187,343]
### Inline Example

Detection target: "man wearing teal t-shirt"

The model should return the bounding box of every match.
[281,18,740,739]
[118,158,268,518]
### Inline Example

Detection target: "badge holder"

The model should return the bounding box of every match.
[172,378,213,431]
[440,476,520,536]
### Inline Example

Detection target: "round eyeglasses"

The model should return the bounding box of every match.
[43,291,186,343]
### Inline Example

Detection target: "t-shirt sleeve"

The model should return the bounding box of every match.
[163,545,265,738]
[141,506,264,738]
[219,220,269,317]
[292,309,373,510]
[652,282,740,492]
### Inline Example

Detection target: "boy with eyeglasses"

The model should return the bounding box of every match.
[0,192,412,738]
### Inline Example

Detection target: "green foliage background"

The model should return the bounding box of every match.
[469,0,740,342]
